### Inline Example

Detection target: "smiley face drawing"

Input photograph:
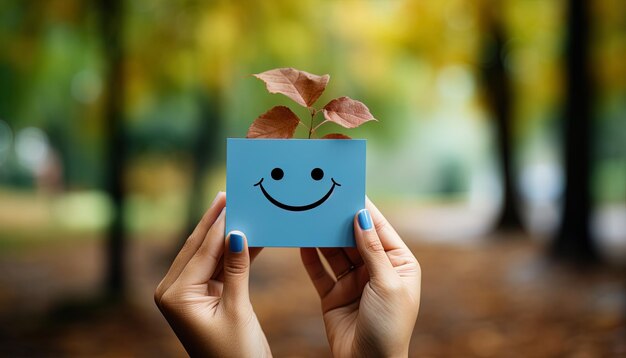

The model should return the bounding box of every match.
[226,138,366,247]
[254,167,341,212]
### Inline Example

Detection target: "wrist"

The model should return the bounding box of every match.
[349,335,410,358]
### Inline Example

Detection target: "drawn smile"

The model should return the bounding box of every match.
[253,177,341,212]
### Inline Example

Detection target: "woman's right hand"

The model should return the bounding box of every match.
[300,198,421,357]
[154,192,271,357]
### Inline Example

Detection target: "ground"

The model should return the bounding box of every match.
[0,232,624,357]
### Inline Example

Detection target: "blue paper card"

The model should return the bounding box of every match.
[226,138,366,247]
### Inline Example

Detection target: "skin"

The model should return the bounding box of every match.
[155,193,421,357]
[154,192,271,357]
[300,198,421,358]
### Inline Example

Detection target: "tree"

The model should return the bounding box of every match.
[98,0,127,299]
[550,0,599,262]
[481,4,524,232]
[183,91,221,238]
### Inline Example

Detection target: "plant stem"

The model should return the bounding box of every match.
[308,107,315,139]
[311,120,328,134]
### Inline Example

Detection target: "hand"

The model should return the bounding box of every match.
[301,198,421,357]
[154,192,271,357]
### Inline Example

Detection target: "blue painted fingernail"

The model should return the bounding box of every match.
[229,233,244,253]
[358,209,373,230]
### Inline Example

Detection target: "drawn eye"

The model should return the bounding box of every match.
[271,168,284,180]
[311,168,324,181]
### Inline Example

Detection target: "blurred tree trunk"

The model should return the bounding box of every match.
[176,1,223,242]
[98,0,127,299]
[550,0,599,262]
[481,7,523,232]
[183,91,221,239]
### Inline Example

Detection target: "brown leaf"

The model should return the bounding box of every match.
[321,133,351,139]
[246,106,300,139]
[322,97,376,128]
[253,68,330,107]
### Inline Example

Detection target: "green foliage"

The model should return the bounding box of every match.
[0,0,623,206]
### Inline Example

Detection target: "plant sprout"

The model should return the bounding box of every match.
[247,68,376,139]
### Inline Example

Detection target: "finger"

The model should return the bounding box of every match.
[221,231,251,310]
[319,248,353,279]
[156,192,225,297]
[343,247,364,267]
[212,247,263,282]
[321,264,369,313]
[365,196,408,251]
[300,248,335,298]
[354,209,396,283]
[176,209,226,285]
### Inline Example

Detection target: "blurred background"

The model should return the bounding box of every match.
[1,0,625,356]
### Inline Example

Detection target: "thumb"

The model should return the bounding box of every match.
[354,209,395,283]
[222,231,251,309]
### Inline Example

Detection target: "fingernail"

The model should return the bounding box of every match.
[358,209,373,230]
[229,233,244,253]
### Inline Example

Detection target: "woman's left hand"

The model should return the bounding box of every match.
[300,198,421,357]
